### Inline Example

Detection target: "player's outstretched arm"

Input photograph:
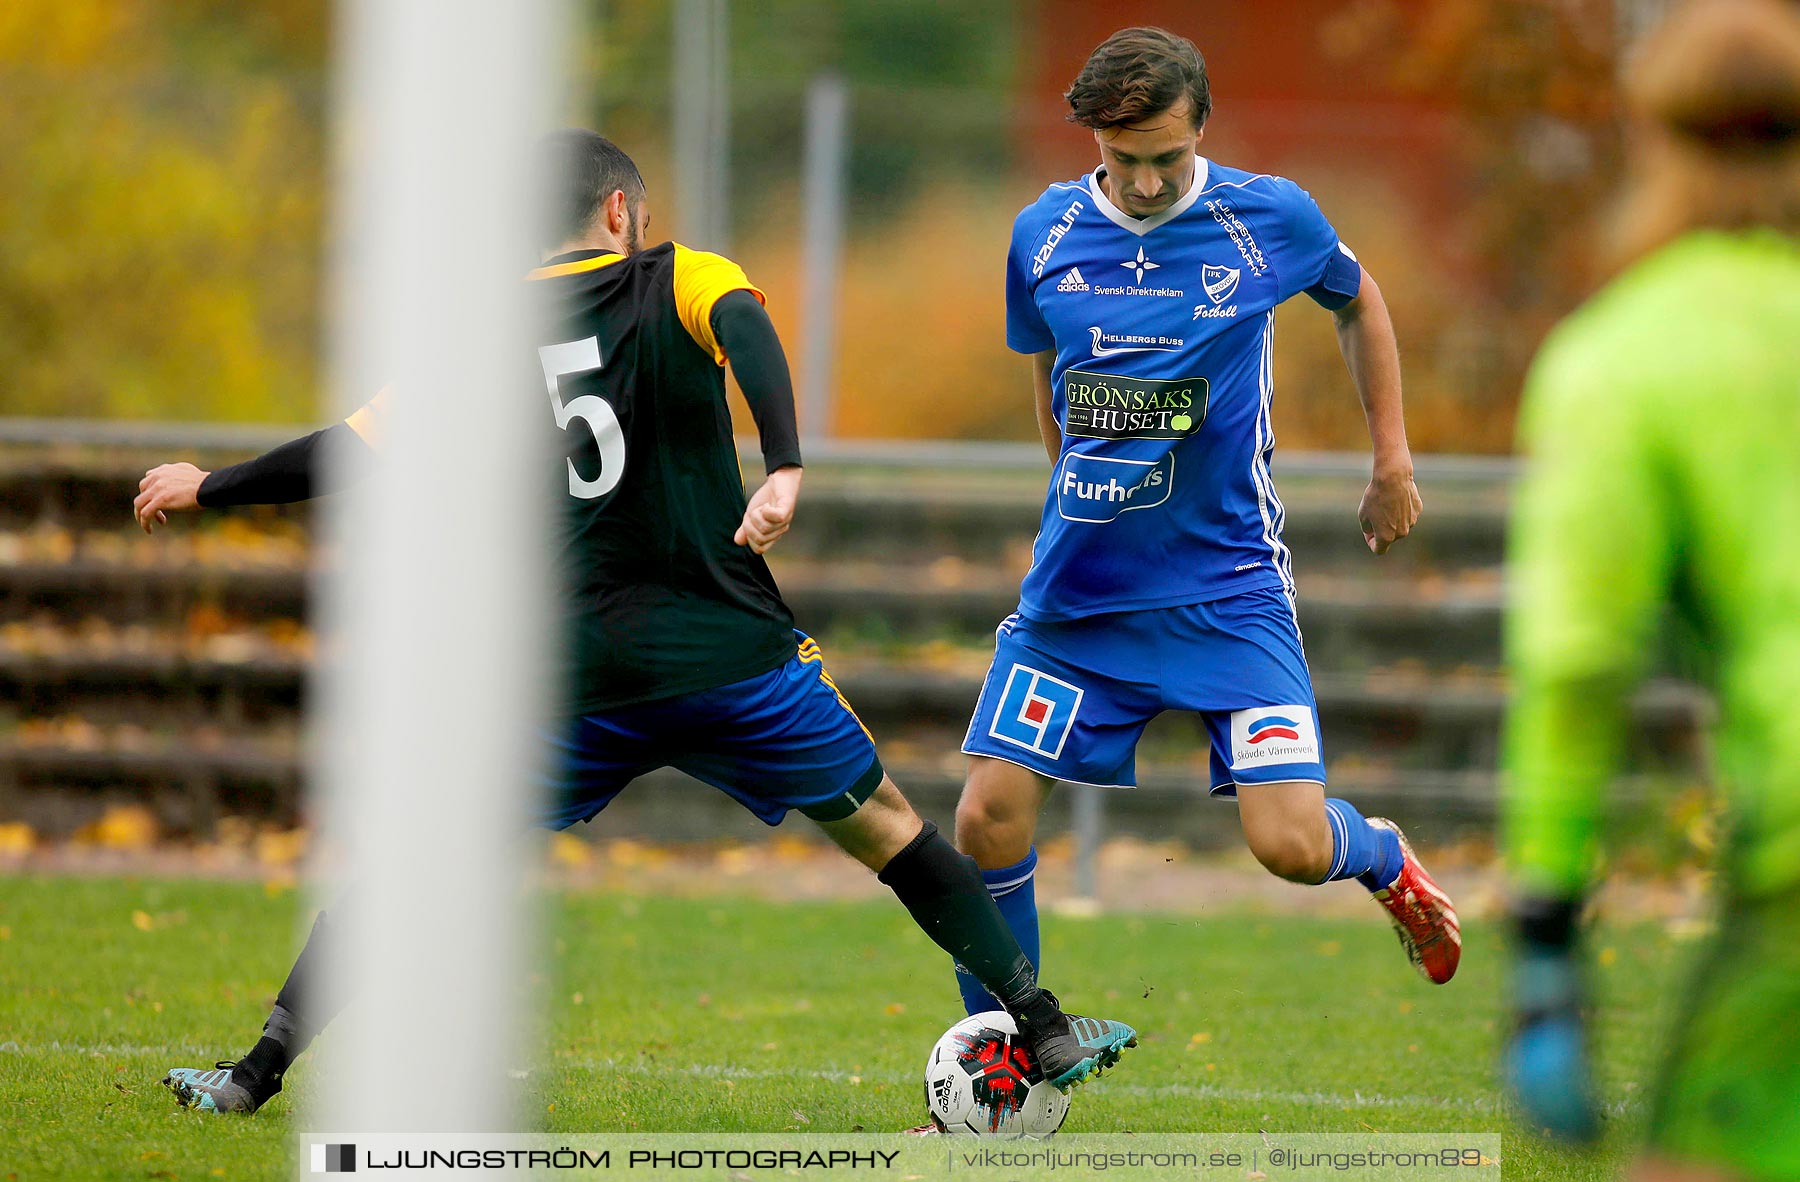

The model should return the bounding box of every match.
[1332,270,1421,554]
[133,421,376,534]
[712,290,804,555]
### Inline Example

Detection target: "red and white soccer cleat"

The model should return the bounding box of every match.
[1366,818,1461,984]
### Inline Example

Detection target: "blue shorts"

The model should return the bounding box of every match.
[962,587,1326,795]
[539,632,883,830]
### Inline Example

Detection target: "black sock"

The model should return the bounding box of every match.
[877,821,1045,1012]
[233,908,342,1103]
[1516,894,1580,953]
[233,1034,289,1103]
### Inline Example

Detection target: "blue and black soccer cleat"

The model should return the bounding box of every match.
[1506,1014,1600,1142]
[1014,992,1138,1090]
[1506,947,1599,1143]
[162,1062,262,1114]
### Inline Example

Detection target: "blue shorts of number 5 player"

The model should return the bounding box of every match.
[963,587,1327,794]
[538,632,884,830]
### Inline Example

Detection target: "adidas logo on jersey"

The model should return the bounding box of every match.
[1057,267,1090,293]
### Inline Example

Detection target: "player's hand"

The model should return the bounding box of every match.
[134,462,209,534]
[1358,466,1422,554]
[735,465,802,555]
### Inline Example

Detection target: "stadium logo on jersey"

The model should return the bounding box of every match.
[1205,197,1269,277]
[1056,452,1175,523]
[1201,264,1241,305]
[989,665,1083,759]
[1057,267,1090,292]
[1087,326,1179,357]
[1229,705,1321,770]
[1031,199,1085,277]
[1062,368,1208,440]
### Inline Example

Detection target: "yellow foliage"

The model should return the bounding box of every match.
[0,1,1529,450]
[547,830,593,868]
[0,0,324,422]
[737,186,1025,442]
[0,0,136,69]
[77,803,159,850]
[254,826,309,868]
[0,822,37,855]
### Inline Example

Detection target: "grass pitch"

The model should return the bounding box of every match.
[1,875,1687,1180]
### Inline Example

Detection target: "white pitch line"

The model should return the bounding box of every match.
[0,1041,217,1057]
[570,1058,1511,1116]
[10,1042,1637,1122]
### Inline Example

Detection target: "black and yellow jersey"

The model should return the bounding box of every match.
[345,242,797,713]
[526,242,796,712]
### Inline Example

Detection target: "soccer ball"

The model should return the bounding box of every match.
[923,1011,1070,1138]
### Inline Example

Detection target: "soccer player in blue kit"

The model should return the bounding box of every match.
[951,28,1462,1015]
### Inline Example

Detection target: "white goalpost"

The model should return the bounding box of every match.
[312,0,569,1140]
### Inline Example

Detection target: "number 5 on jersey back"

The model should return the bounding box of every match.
[538,336,624,500]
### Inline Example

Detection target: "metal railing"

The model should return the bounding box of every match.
[0,417,1520,484]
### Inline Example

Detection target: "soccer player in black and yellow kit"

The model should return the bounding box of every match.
[140,130,1136,1117]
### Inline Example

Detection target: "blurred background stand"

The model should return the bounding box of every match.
[799,72,849,443]
[672,0,731,253]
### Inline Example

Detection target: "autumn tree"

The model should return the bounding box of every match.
[0,0,326,422]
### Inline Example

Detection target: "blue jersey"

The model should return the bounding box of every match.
[1006,157,1362,620]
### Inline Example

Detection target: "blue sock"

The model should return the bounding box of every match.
[1321,798,1405,890]
[955,847,1040,1016]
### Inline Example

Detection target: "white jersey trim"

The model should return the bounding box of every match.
[1249,309,1298,625]
[1199,172,1276,195]
[1086,155,1210,236]
[1323,796,1350,881]
[957,746,1136,792]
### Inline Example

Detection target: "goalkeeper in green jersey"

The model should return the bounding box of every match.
[1502,2,1800,1178]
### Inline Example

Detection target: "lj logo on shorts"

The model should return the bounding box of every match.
[989,665,1083,759]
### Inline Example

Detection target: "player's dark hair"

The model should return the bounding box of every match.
[536,128,647,248]
[1066,27,1212,131]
